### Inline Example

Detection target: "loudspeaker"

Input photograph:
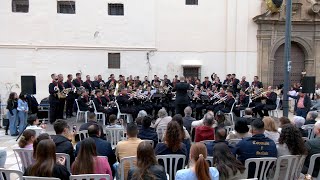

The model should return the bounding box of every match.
[21,76,36,94]
[302,76,316,93]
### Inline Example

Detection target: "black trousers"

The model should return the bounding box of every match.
[66,97,75,116]
[57,98,66,119]
[49,95,59,123]
[175,103,188,116]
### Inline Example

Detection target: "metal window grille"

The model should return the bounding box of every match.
[186,0,198,5]
[183,67,200,80]
[108,53,121,69]
[57,1,76,14]
[108,3,124,16]
[12,0,29,13]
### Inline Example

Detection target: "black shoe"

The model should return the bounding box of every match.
[5,131,8,135]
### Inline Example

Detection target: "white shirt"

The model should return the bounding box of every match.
[26,125,45,137]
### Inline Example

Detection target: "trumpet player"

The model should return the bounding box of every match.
[83,75,93,94]
[48,73,60,124]
[93,90,114,124]
[251,76,263,89]
[77,90,90,112]
[231,74,240,94]
[202,76,212,89]
[252,86,277,118]
[73,72,83,88]
[57,74,66,119]
[191,89,204,119]
[64,74,75,118]
[239,76,250,90]
[233,89,250,117]
[212,89,235,114]
[207,88,226,112]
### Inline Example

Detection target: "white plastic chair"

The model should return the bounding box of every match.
[307,153,320,179]
[105,127,126,149]
[225,125,234,135]
[244,157,277,180]
[156,154,186,180]
[23,177,60,180]
[206,156,214,167]
[225,101,236,126]
[240,99,252,117]
[56,153,70,173]
[78,130,89,141]
[115,100,133,123]
[273,155,306,180]
[143,140,154,148]
[70,174,110,180]
[0,168,23,180]
[91,100,106,125]
[302,124,316,139]
[12,148,34,171]
[268,98,280,118]
[228,139,242,146]
[119,156,137,180]
[75,99,88,123]
[156,126,167,143]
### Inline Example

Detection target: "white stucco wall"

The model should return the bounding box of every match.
[0,0,261,101]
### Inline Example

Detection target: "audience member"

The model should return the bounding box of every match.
[0,149,6,168]
[183,106,196,134]
[238,108,257,125]
[226,118,252,140]
[303,121,320,177]
[127,141,167,180]
[215,111,228,127]
[288,89,311,119]
[175,143,219,180]
[106,114,122,128]
[305,111,318,125]
[17,93,29,134]
[116,122,143,180]
[51,120,75,163]
[72,138,113,179]
[135,117,143,128]
[6,92,18,136]
[262,117,280,142]
[278,116,291,133]
[26,115,46,136]
[271,124,307,178]
[205,127,236,156]
[79,112,104,133]
[18,129,36,149]
[137,110,148,118]
[24,139,70,180]
[138,116,158,147]
[191,111,214,128]
[236,119,277,164]
[195,113,215,142]
[293,116,308,137]
[152,108,172,131]
[213,143,246,180]
[33,133,50,158]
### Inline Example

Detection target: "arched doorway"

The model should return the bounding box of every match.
[273,42,305,87]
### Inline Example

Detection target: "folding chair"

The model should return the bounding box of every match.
[78,130,89,141]
[307,153,320,179]
[115,100,133,123]
[119,156,137,180]
[225,102,236,126]
[268,98,280,118]
[273,155,306,180]
[91,100,106,125]
[56,153,70,172]
[12,148,34,171]
[302,124,316,139]
[75,99,88,123]
[70,174,110,180]
[0,168,23,180]
[156,126,167,143]
[225,125,234,135]
[156,154,186,180]
[244,157,277,180]
[105,127,126,149]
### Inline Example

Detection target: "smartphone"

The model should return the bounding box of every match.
[73,125,77,132]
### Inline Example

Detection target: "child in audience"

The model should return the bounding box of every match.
[26,114,46,136]
[106,114,122,128]
[18,129,36,149]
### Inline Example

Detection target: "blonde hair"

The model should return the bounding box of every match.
[262,117,277,132]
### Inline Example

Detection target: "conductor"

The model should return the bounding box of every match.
[173,76,190,116]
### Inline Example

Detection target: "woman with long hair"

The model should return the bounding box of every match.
[24,139,69,180]
[262,116,280,142]
[176,142,219,180]
[72,138,113,179]
[33,133,50,159]
[17,93,29,134]
[6,92,18,136]
[127,141,167,180]
[18,129,36,149]
[212,143,245,180]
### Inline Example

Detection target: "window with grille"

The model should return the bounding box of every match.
[108,3,124,16]
[57,1,76,14]
[183,67,200,79]
[186,0,198,5]
[12,0,29,13]
[108,53,121,69]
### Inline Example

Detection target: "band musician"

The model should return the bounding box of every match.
[57,74,65,119]
[252,86,277,118]
[233,89,250,117]
[48,74,60,124]
[64,74,76,118]
[191,89,204,120]
[77,90,90,112]
[213,89,235,114]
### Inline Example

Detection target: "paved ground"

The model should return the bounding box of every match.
[0,110,318,171]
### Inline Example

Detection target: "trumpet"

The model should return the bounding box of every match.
[114,82,119,96]
[210,92,221,100]
[213,95,228,105]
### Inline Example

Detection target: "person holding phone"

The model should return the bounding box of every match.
[26,115,47,137]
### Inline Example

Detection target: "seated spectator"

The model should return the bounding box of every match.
[213,143,246,180]
[236,119,277,164]
[155,121,188,163]
[72,138,113,179]
[79,112,104,134]
[26,114,46,136]
[127,141,167,180]
[305,111,318,125]
[76,124,116,174]
[205,127,236,156]
[24,139,70,180]
[271,124,307,178]
[303,121,320,177]
[278,116,291,133]
[263,117,280,142]
[191,111,214,128]
[51,120,75,163]
[135,117,143,128]
[195,113,215,142]
[0,150,7,168]
[137,110,148,118]
[33,133,50,159]
[116,123,143,180]
[293,116,308,137]
[183,106,196,134]
[215,111,229,127]
[18,129,36,149]
[138,116,158,147]
[106,114,122,128]
[226,118,252,140]
[152,108,172,131]
[175,143,219,180]
[238,108,257,125]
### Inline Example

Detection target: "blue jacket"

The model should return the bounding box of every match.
[235,134,277,164]
[204,140,236,156]
[138,127,158,147]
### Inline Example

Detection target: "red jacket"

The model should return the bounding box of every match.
[195,126,215,142]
